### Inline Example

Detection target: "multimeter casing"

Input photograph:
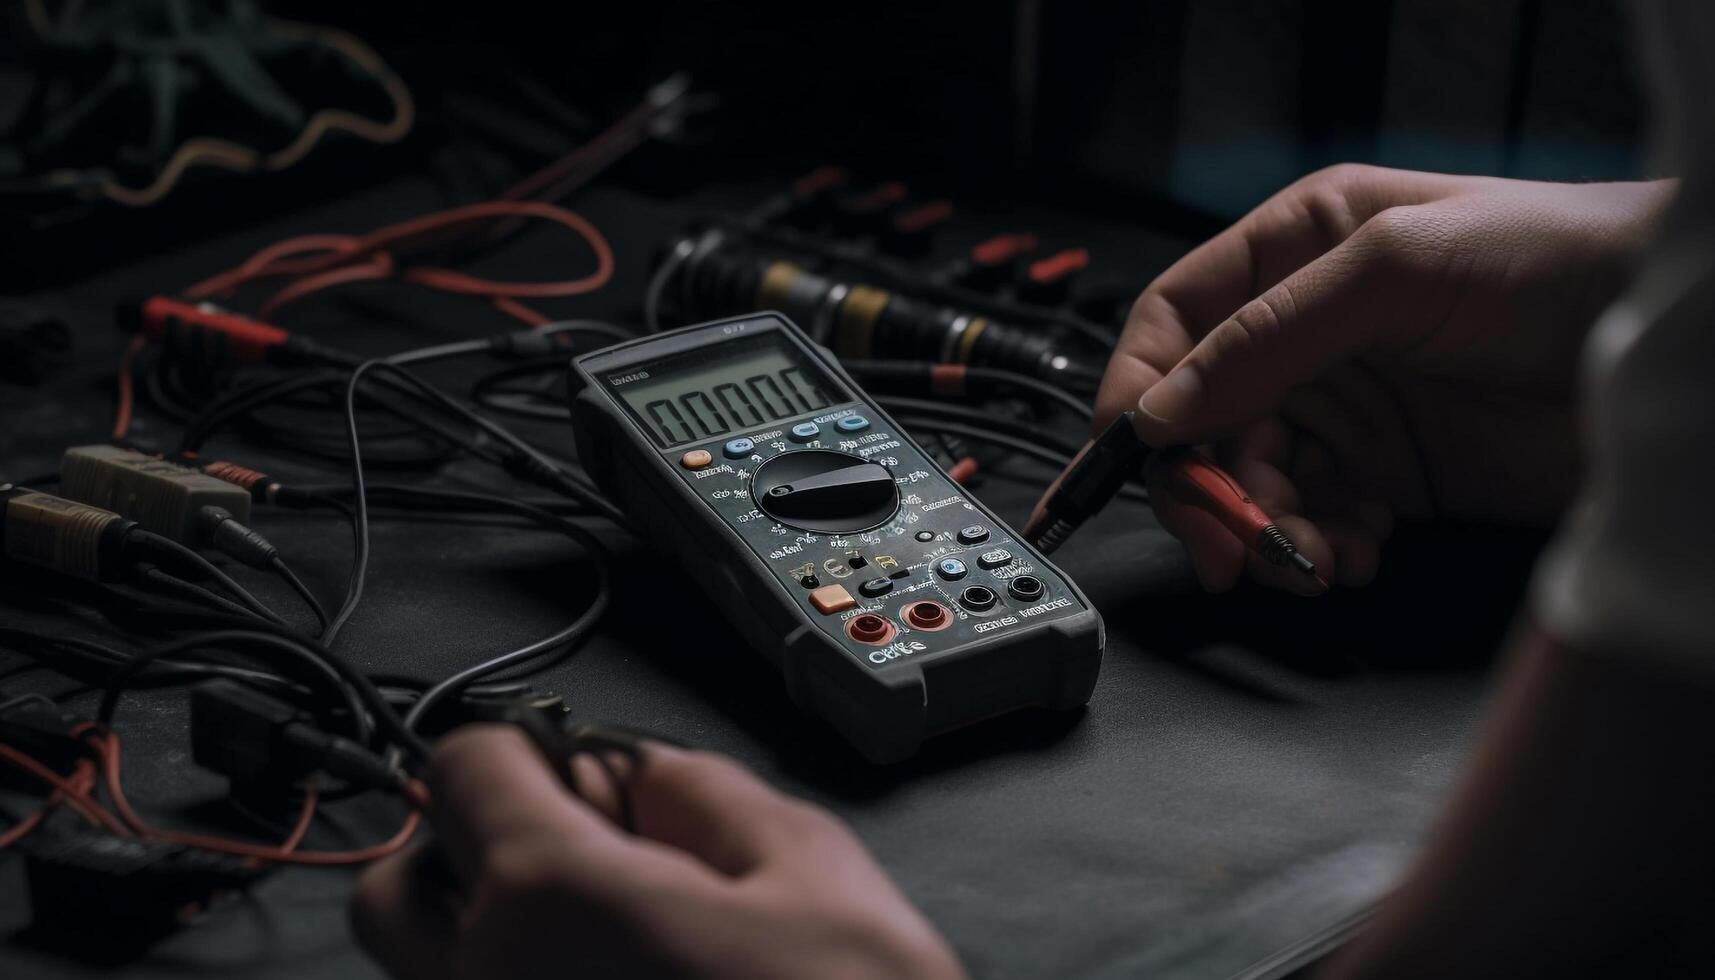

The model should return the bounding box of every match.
[569,313,1102,762]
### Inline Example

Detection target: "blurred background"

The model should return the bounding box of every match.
[1,0,1645,283]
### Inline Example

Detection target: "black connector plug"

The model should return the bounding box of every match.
[190,680,406,797]
[0,692,86,773]
[196,505,278,569]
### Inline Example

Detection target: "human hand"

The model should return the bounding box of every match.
[351,726,964,980]
[1094,164,1672,593]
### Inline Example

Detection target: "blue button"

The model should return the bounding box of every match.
[936,557,968,581]
[789,422,820,442]
[836,415,871,433]
[723,437,755,459]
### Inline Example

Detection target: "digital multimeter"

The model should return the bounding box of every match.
[569,313,1102,762]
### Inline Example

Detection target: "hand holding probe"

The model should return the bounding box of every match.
[1023,411,1324,586]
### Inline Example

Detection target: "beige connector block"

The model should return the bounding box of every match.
[60,445,252,545]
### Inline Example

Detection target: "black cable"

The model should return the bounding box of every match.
[845,360,1094,421]
[125,530,286,625]
[890,415,1148,502]
[271,555,328,637]
[133,564,263,622]
[331,359,614,720]
[96,629,430,762]
[357,360,627,524]
[644,240,694,332]
[324,343,486,645]
[468,357,569,421]
[876,396,1086,459]
[290,484,589,517]
[0,628,306,700]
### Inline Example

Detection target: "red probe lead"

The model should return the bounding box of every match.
[1024,411,1320,584]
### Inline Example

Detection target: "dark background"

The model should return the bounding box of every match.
[0,2,1642,978]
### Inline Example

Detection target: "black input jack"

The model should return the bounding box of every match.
[959,585,998,612]
[1007,575,1045,602]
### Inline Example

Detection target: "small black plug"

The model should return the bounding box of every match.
[197,505,278,569]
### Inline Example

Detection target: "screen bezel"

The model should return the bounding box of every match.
[578,316,849,451]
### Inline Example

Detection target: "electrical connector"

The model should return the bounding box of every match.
[122,296,359,369]
[0,484,135,581]
[197,506,278,569]
[190,680,406,797]
[0,691,86,773]
[60,445,252,545]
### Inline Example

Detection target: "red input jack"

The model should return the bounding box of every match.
[845,613,897,646]
[901,601,952,632]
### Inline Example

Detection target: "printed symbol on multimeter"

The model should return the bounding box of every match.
[822,558,853,579]
[874,555,900,571]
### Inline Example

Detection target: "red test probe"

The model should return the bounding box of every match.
[1023,411,1320,581]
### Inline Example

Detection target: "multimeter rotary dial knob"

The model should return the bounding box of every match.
[752,450,900,534]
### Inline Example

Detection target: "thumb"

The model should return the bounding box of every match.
[1132,237,1398,446]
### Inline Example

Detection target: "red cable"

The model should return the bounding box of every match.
[96,734,418,866]
[0,744,130,837]
[0,760,98,849]
[112,333,147,440]
[190,200,613,316]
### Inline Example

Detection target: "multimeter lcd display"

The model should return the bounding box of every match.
[605,333,846,448]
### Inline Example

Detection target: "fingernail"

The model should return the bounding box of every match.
[1137,364,1203,428]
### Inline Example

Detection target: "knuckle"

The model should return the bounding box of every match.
[1225,292,1290,352]
[1355,205,1427,252]
[1297,162,1374,193]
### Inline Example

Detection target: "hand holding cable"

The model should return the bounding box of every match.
[1034,165,1674,593]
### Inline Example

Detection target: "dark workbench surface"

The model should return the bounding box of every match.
[0,175,1532,980]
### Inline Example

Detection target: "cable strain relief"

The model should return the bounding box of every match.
[267,485,317,509]
[197,505,279,569]
[504,451,560,487]
[282,723,400,792]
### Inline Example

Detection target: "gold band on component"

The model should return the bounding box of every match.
[954,316,989,363]
[836,285,891,360]
[756,260,803,311]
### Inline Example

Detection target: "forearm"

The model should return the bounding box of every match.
[1319,628,1715,980]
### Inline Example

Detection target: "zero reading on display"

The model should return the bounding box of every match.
[606,334,842,448]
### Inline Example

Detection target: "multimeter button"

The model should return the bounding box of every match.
[836,415,871,433]
[809,584,857,614]
[956,524,990,545]
[915,530,934,542]
[977,549,1013,569]
[680,449,713,470]
[723,437,755,459]
[858,577,893,597]
[789,422,821,442]
[935,558,968,581]
[800,574,820,589]
[888,566,911,579]
[846,553,866,568]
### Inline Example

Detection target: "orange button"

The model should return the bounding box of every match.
[809,584,857,615]
[680,449,713,470]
